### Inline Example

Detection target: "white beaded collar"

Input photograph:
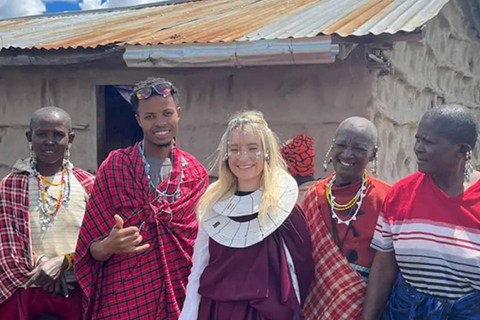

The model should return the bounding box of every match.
[201,171,298,248]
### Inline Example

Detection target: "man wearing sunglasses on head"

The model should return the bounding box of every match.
[75,77,208,320]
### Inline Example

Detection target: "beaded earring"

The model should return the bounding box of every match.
[265,149,270,163]
[323,142,334,171]
[464,149,474,182]
[64,143,72,166]
[222,140,230,165]
[29,142,35,158]
[29,142,37,169]
[263,132,271,164]
[371,150,379,176]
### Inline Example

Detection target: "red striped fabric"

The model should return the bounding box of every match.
[372,171,480,299]
[302,184,366,320]
[75,144,208,320]
[0,167,94,304]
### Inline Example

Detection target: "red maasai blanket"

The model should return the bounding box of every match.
[75,143,208,320]
[0,166,94,304]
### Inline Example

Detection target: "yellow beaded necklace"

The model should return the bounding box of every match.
[34,165,70,230]
[326,171,368,225]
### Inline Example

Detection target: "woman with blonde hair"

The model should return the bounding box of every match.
[180,110,314,320]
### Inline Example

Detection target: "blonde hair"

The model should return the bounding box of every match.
[197,110,287,221]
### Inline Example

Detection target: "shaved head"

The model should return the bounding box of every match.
[29,106,72,132]
[26,106,75,175]
[335,116,378,147]
[330,116,378,184]
[422,104,478,149]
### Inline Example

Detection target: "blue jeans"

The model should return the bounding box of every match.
[386,273,480,320]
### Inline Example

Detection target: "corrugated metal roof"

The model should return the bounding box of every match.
[0,0,451,50]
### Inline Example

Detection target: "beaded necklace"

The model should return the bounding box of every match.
[31,161,72,230]
[138,140,181,199]
[325,171,368,226]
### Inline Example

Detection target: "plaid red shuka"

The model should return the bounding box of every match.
[302,184,366,320]
[75,143,208,320]
[0,166,94,304]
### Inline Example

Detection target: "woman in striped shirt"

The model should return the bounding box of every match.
[362,104,480,320]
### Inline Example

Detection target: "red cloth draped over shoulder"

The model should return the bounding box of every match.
[75,143,208,320]
[302,175,390,320]
[0,167,94,304]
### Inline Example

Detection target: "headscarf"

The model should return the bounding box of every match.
[280,134,315,177]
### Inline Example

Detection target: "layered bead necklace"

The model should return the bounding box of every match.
[31,162,71,230]
[325,171,368,226]
[138,140,181,200]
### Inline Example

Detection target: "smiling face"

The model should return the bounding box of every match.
[332,128,375,185]
[27,113,73,169]
[135,95,181,149]
[227,125,265,191]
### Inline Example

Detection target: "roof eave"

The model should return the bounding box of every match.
[123,36,340,68]
[331,28,425,44]
[0,46,124,66]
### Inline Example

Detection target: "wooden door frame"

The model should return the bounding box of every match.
[96,85,106,167]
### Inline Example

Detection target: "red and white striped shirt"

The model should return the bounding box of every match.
[372,172,480,300]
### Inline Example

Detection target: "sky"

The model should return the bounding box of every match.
[0,0,165,19]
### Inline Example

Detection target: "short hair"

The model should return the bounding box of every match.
[422,104,478,149]
[130,77,179,113]
[29,106,72,132]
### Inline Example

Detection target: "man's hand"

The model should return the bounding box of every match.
[53,272,70,297]
[89,214,150,262]
[25,256,66,291]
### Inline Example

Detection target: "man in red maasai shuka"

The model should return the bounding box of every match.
[0,107,95,320]
[75,77,208,319]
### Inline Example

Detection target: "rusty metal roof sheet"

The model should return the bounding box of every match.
[0,0,451,50]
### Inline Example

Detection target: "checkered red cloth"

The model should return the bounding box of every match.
[302,183,366,320]
[75,143,208,320]
[0,167,94,304]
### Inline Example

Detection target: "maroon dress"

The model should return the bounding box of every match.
[197,204,314,320]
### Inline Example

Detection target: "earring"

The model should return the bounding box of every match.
[29,142,35,159]
[29,142,37,171]
[223,141,230,163]
[265,149,270,163]
[222,152,229,163]
[64,143,72,166]
[371,153,379,176]
[464,149,474,182]
[323,143,334,172]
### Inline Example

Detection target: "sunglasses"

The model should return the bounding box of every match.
[133,83,177,101]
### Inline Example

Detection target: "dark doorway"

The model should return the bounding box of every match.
[97,85,143,166]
